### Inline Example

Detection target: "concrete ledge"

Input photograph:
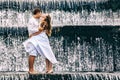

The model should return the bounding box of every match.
[0,72,120,80]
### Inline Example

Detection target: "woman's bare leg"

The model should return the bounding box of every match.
[47,60,53,73]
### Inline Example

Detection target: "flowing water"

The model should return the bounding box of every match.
[0,0,120,80]
[0,0,120,26]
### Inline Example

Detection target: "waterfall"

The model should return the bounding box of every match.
[0,0,120,26]
[0,26,119,72]
[0,0,120,80]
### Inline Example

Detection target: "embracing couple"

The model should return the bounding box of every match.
[23,8,58,74]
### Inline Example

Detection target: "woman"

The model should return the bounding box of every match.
[23,15,58,74]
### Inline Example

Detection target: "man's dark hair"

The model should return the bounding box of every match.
[32,8,42,15]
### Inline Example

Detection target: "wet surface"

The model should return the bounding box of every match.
[0,71,120,80]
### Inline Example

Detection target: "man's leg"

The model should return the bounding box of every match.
[29,55,36,72]
[45,59,49,72]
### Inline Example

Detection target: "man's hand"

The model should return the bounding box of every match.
[38,27,44,31]
[29,30,42,38]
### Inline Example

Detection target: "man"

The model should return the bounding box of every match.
[27,8,42,74]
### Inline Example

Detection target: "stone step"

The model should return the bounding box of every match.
[0,72,120,80]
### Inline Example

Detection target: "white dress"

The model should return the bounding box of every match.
[23,17,58,64]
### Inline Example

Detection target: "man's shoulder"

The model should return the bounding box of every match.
[29,17,34,21]
[28,17,34,23]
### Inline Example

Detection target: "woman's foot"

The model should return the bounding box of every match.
[46,71,48,73]
[28,71,39,74]
[46,69,53,74]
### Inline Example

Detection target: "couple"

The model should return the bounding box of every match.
[23,8,58,74]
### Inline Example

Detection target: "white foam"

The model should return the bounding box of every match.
[0,10,120,27]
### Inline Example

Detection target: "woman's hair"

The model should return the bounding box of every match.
[40,15,52,36]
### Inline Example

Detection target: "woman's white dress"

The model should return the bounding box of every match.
[23,31,58,64]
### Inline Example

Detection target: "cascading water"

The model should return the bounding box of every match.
[0,0,120,27]
[0,0,120,80]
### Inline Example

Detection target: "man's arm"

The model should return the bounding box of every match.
[29,30,41,38]
[29,27,44,38]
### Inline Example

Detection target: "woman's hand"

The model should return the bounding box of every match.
[41,14,48,18]
[40,14,49,21]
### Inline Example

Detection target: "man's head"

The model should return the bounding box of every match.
[33,8,42,19]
